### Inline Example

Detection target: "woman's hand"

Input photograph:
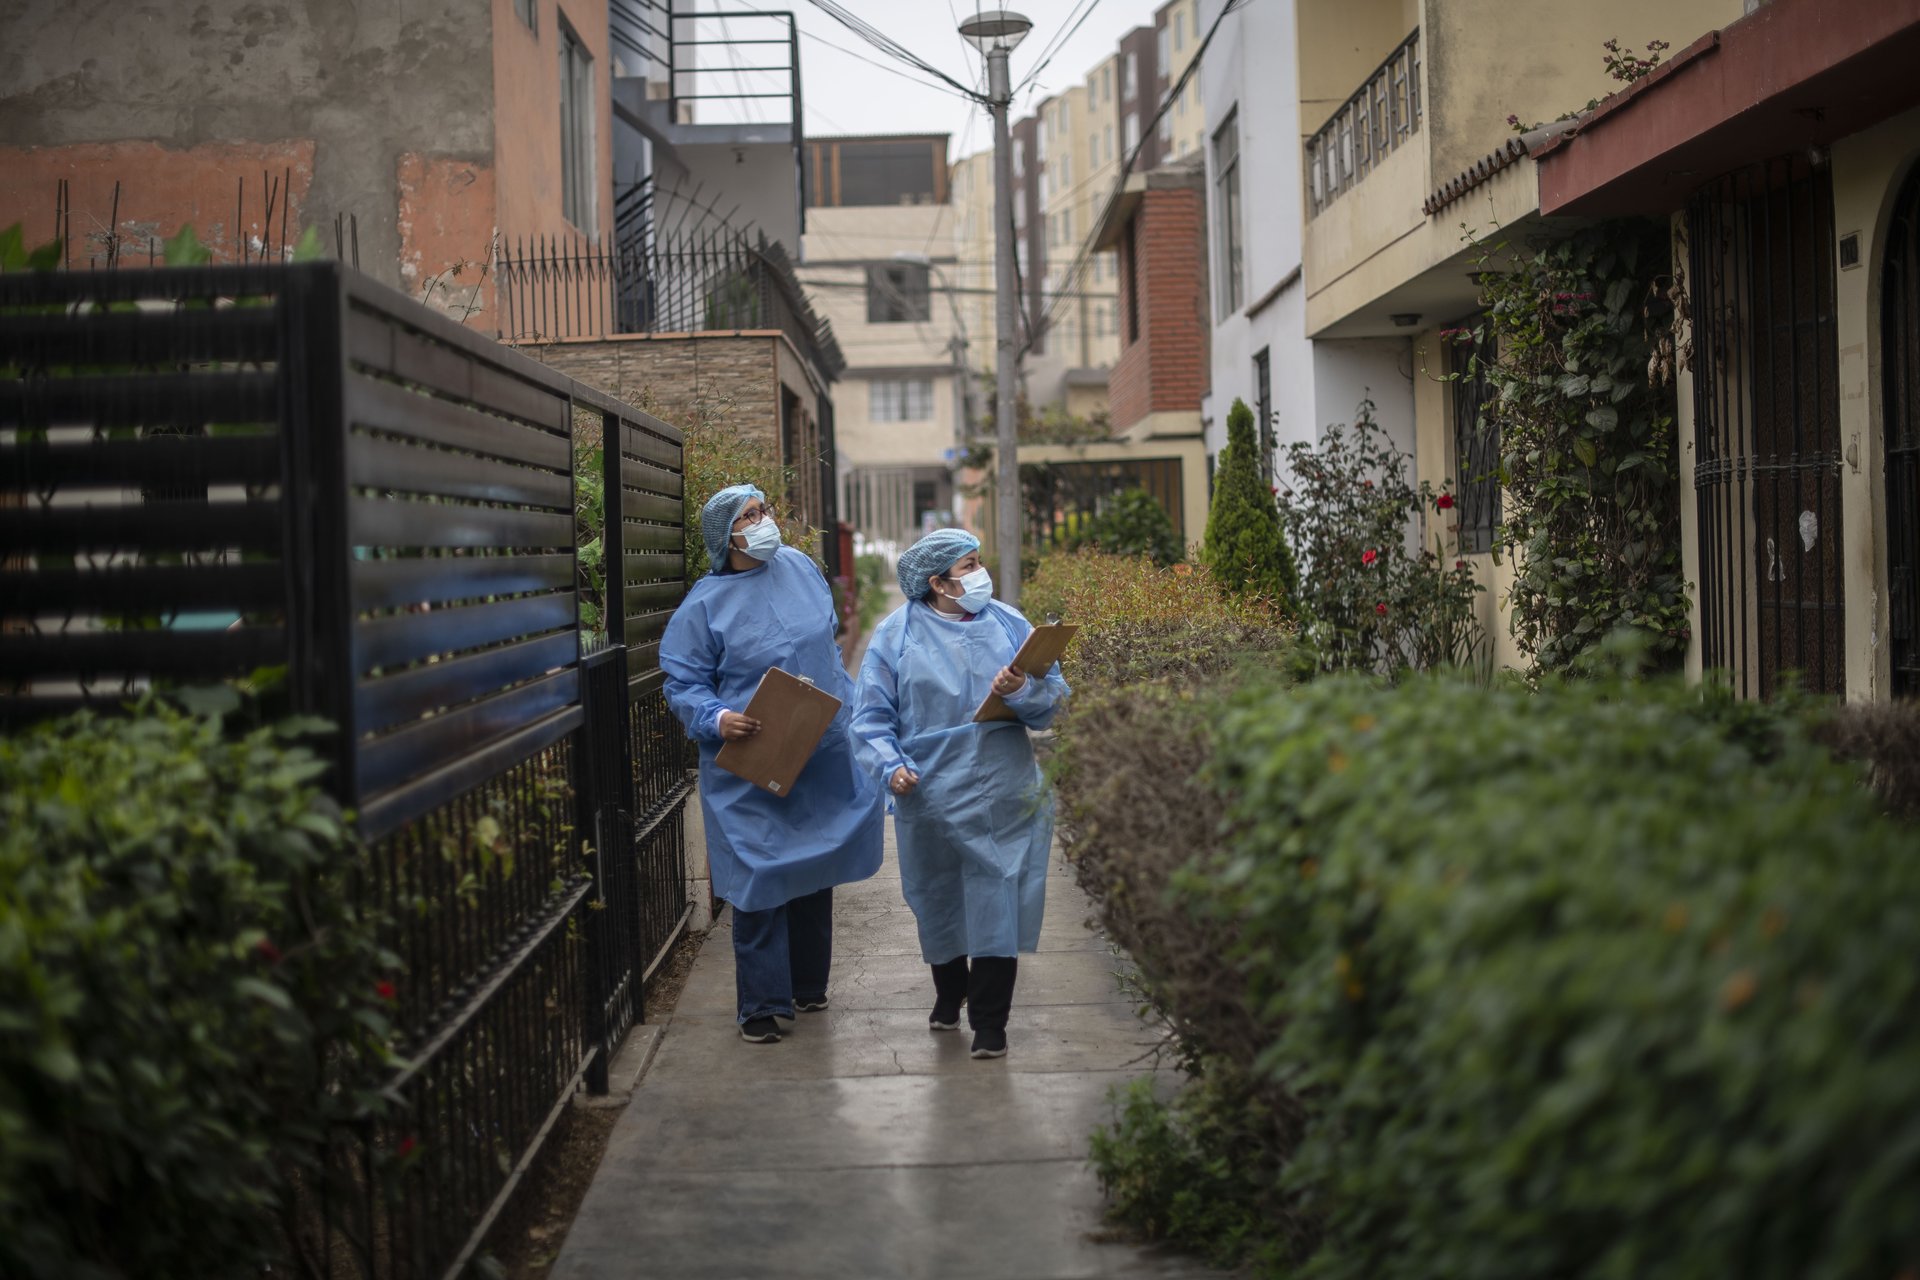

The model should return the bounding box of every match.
[718,710,762,740]
[992,665,1027,697]
[890,766,919,796]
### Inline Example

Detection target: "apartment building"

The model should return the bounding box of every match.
[1287,0,1743,670]
[797,135,962,552]
[1157,0,1207,161]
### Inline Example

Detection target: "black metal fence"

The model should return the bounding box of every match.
[494,229,845,378]
[1687,157,1846,698]
[1020,456,1187,554]
[1882,161,1920,699]
[0,261,694,1277]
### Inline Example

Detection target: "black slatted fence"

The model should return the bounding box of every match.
[0,261,693,1278]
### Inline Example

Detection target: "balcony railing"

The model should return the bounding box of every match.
[1305,29,1422,218]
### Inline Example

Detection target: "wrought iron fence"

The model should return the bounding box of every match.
[0,261,694,1277]
[494,228,845,377]
[1882,162,1920,698]
[1020,457,1186,554]
[1305,28,1421,218]
[1686,157,1845,699]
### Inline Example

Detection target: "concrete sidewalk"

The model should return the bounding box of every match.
[550,827,1222,1279]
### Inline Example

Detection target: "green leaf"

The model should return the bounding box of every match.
[1585,405,1619,433]
[234,977,294,1010]
[290,225,328,262]
[163,223,213,267]
[26,237,63,270]
[0,222,25,271]
[1572,437,1598,468]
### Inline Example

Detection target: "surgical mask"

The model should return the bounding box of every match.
[737,516,782,561]
[945,567,993,613]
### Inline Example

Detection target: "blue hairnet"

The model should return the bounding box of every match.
[701,483,766,568]
[897,528,981,599]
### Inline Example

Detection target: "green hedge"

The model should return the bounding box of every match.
[1076,671,1920,1277]
[0,702,397,1279]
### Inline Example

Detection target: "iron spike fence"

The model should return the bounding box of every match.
[493,226,845,378]
[1686,156,1846,699]
[0,260,695,1278]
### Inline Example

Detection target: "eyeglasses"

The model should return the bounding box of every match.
[733,505,773,527]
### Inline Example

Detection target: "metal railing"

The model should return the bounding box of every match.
[1881,162,1920,698]
[0,261,695,1277]
[1305,29,1422,219]
[495,227,845,378]
[1687,157,1846,699]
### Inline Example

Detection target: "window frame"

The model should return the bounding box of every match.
[558,16,597,236]
[865,262,932,325]
[1212,109,1243,316]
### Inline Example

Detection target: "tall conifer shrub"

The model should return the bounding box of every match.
[1202,398,1298,607]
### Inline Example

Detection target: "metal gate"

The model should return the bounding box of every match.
[1686,157,1846,698]
[1882,161,1920,698]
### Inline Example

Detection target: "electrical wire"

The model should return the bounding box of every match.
[800,0,987,102]
[1015,0,1109,96]
[1026,0,1247,352]
[799,26,981,104]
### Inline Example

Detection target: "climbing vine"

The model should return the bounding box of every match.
[1459,219,1690,674]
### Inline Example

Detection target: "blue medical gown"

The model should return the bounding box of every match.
[660,546,885,912]
[852,600,1069,962]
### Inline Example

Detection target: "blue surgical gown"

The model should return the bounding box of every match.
[852,599,1070,962]
[660,545,885,912]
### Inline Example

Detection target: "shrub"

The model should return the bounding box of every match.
[853,551,891,634]
[0,702,398,1279]
[1069,487,1184,567]
[1201,399,1298,606]
[1173,672,1920,1278]
[1277,401,1484,677]
[1469,219,1690,675]
[1022,548,1292,688]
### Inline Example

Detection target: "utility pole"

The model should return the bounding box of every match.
[960,10,1032,607]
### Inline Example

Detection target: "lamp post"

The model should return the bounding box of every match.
[958,8,1032,607]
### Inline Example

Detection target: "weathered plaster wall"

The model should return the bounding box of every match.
[0,0,493,292]
[492,0,614,243]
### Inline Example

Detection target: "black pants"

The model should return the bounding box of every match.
[931,954,1018,1031]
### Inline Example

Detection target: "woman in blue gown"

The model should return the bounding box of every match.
[660,484,885,1044]
[851,528,1070,1059]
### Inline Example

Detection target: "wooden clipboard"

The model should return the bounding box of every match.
[973,623,1078,723]
[714,667,843,797]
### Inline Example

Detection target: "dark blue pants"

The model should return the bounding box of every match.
[731,886,834,1023]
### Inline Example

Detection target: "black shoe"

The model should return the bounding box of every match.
[795,996,829,1013]
[969,1028,1008,1058]
[739,1016,782,1043]
[929,997,963,1031]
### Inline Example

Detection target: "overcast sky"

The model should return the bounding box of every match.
[680,1,1171,162]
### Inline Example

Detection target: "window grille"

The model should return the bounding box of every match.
[1449,323,1500,554]
[1304,29,1420,218]
[1687,157,1845,698]
[1880,162,1920,697]
[869,379,934,422]
[1253,347,1273,483]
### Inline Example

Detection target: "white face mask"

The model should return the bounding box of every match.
[737,516,782,561]
[944,567,993,613]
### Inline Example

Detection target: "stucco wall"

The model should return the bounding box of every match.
[492,0,614,245]
[0,0,494,292]
[1294,0,1417,140]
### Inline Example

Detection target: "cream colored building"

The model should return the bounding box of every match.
[797,134,964,551]
[1291,0,1745,674]
[1157,0,1206,160]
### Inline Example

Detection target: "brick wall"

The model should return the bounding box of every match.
[1108,184,1210,432]
[521,334,782,456]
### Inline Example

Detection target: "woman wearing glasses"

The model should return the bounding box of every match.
[660,484,885,1045]
[851,528,1070,1059]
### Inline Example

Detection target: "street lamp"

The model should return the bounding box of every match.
[958,8,1032,606]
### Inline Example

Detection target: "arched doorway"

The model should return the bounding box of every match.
[1883,162,1920,698]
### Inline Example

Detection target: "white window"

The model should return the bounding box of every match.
[1104,125,1114,164]
[1038,169,1050,209]
[1123,52,1138,101]
[1213,109,1243,316]
[1060,153,1071,186]
[1174,9,1185,49]
[1157,26,1170,76]
[515,0,537,32]
[1061,206,1072,244]
[1124,114,1140,157]
[870,379,934,422]
[1088,130,1099,164]
[1037,117,1048,159]
[1103,65,1113,101]
[1016,239,1029,279]
[1158,110,1172,145]
[1014,195,1026,230]
[1014,138,1025,177]
[559,20,596,235]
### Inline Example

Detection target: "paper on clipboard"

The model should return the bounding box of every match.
[973,623,1078,723]
[714,666,843,797]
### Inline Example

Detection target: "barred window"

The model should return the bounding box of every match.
[1449,323,1500,555]
[870,379,934,422]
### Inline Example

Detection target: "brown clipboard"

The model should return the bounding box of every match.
[714,667,843,797]
[973,623,1078,723]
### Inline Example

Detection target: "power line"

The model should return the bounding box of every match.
[1028,0,1247,352]
[800,0,986,102]
[799,27,979,104]
[1015,0,1109,96]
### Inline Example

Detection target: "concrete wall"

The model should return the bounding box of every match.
[675,141,801,249]
[493,0,614,244]
[0,0,494,294]
[1295,0,1415,141]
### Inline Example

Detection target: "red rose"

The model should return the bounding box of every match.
[1436,493,1454,510]
[397,1136,418,1158]
[1361,549,1378,566]
[1455,559,1467,570]
[375,980,397,1002]
[1375,602,1389,616]
[255,938,283,964]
